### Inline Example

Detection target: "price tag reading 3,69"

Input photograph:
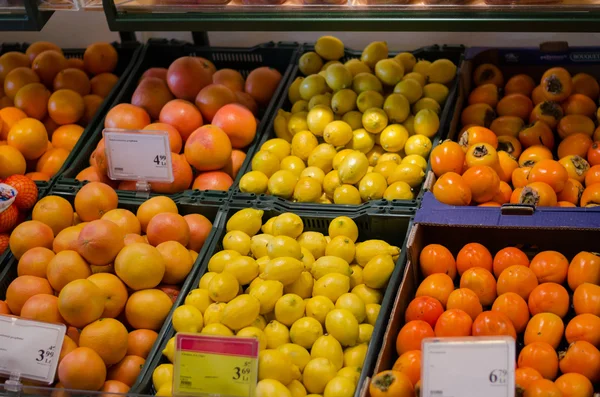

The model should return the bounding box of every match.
[0,316,66,384]
[173,333,259,397]
[421,336,515,397]
[103,128,174,183]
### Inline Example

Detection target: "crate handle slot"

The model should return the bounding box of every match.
[500,204,535,216]
[539,42,569,53]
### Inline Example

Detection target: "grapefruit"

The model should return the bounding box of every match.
[184,125,232,171]
[146,212,190,247]
[74,182,118,221]
[212,103,257,149]
[46,250,92,291]
[9,220,54,259]
[136,196,178,232]
[5,275,53,315]
[87,273,128,319]
[125,289,172,330]
[77,219,125,266]
[80,318,129,365]
[114,243,165,290]
[32,195,74,236]
[57,279,105,328]
[58,347,106,391]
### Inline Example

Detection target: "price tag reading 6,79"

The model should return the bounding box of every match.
[173,333,259,397]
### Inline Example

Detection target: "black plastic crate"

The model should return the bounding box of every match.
[230,43,465,212]
[132,199,413,397]
[54,39,300,201]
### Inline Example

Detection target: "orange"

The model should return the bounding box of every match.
[7,117,48,160]
[101,208,141,235]
[81,94,103,127]
[192,171,234,191]
[75,166,113,185]
[244,66,282,106]
[195,83,237,122]
[48,89,85,125]
[107,355,145,387]
[9,220,54,259]
[32,195,74,235]
[156,240,194,284]
[53,226,82,253]
[0,144,26,177]
[159,99,203,142]
[87,273,128,319]
[53,68,91,96]
[26,171,50,181]
[77,219,125,266]
[124,233,146,245]
[114,243,166,290]
[58,347,107,391]
[5,275,53,315]
[125,289,172,330]
[32,50,68,87]
[84,43,118,75]
[127,329,158,359]
[184,213,212,252]
[14,82,51,120]
[150,153,193,194]
[74,182,119,222]
[17,246,55,277]
[36,147,69,177]
[0,52,30,82]
[143,122,182,154]
[0,106,27,139]
[146,212,190,247]
[46,250,92,291]
[4,67,40,100]
[51,124,84,151]
[135,195,178,232]
[21,293,65,324]
[100,380,130,395]
[57,279,105,328]
[212,103,257,149]
[104,103,150,130]
[58,335,78,364]
[26,42,63,63]
[213,69,245,92]
[90,73,119,98]
[184,124,232,171]
[80,318,128,365]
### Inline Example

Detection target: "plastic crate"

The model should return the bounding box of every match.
[0,187,224,392]
[0,41,142,192]
[54,39,300,201]
[132,199,414,396]
[230,43,465,212]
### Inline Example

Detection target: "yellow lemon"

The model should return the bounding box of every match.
[308,143,337,173]
[299,76,327,101]
[291,131,319,162]
[262,218,275,234]
[402,71,426,87]
[275,110,293,142]
[285,271,314,299]
[378,152,402,164]
[258,349,301,385]
[262,138,292,161]
[384,182,414,201]
[428,58,457,85]
[328,216,359,242]
[280,156,306,178]
[162,336,175,362]
[294,177,323,203]
[257,256,270,274]
[256,379,292,397]
[251,234,273,259]
[338,151,369,185]
[275,293,306,326]
[292,100,309,114]
[362,108,388,134]
[288,380,308,397]
[251,314,267,330]
[152,364,173,391]
[264,320,291,349]
[362,254,395,289]
[333,185,361,205]
[208,250,240,273]
[300,248,316,270]
[268,170,298,199]
[300,166,326,184]
[261,257,304,285]
[358,323,374,344]
[237,326,268,351]
[240,171,269,194]
[361,41,388,69]
[299,51,324,76]
[203,302,226,325]
[331,89,357,116]
[323,170,342,199]
[208,272,239,303]
[273,213,304,238]
[290,316,324,349]
[267,235,302,259]
[313,273,350,303]
[307,105,334,137]
[414,108,440,138]
[342,111,363,130]
[413,97,441,115]
[402,114,416,136]
[366,145,385,166]
[297,231,327,260]
[373,161,397,180]
[393,78,423,104]
[315,36,345,61]
[352,73,383,95]
[353,284,383,306]
[413,59,432,77]
[288,78,304,104]
[308,93,332,111]
[324,376,356,397]
[278,343,312,372]
[337,366,361,386]
[222,230,252,255]
[252,150,281,178]
[221,294,261,331]
[379,124,409,153]
[247,278,265,294]
[311,335,344,370]
[334,293,366,323]
[306,296,335,325]
[227,208,263,237]
[355,240,399,266]
[394,52,416,72]
[332,149,353,171]
[201,323,234,336]
[423,82,450,104]
[349,265,363,289]
[356,90,384,113]
[387,163,425,188]
[358,172,388,201]
[303,358,338,394]
[325,64,353,91]
[402,154,427,170]
[375,58,404,86]
[325,309,359,347]
[185,288,213,313]
[405,134,432,158]
[311,256,352,280]
[323,120,353,146]
[344,59,371,77]
[325,235,355,263]
[343,343,368,368]
[156,383,172,397]
[250,280,284,314]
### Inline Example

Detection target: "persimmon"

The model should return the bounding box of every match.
[497,94,533,120]
[456,243,493,275]
[468,83,500,107]
[461,165,501,204]
[370,370,414,397]
[458,126,498,150]
[519,182,558,207]
[490,116,524,138]
[460,103,495,128]
[478,202,500,207]
[565,313,600,348]
[558,115,595,139]
[459,267,496,306]
[528,159,568,194]
[584,164,600,186]
[493,247,529,278]
[492,292,530,333]
[558,133,592,161]
[557,201,576,207]
[446,288,483,321]
[405,296,444,328]
[492,181,513,205]
[568,251,600,291]
[434,309,473,337]
[510,187,524,204]
[496,265,538,301]
[541,67,572,102]
[419,244,457,279]
[518,342,559,380]
[531,85,545,105]
[580,182,600,206]
[529,251,569,284]
[528,283,570,318]
[524,313,564,349]
[557,178,584,205]
[523,379,562,397]
[519,121,554,150]
[559,340,600,382]
[529,101,563,129]
[430,140,465,177]
[512,167,532,188]
[515,367,543,392]
[396,320,434,355]
[505,74,536,96]
[432,172,472,206]
[573,283,600,316]
[554,373,594,397]
[562,93,596,118]
[519,145,553,168]
[472,311,516,339]
[586,141,600,166]
[416,273,454,307]
[465,143,499,168]
[473,64,504,87]
[392,351,421,387]
[572,72,600,100]
[497,136,522,160]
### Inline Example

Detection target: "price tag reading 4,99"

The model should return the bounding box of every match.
[173,333,259,397]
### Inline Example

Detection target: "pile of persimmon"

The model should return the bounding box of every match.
[431,65,600,207]
[0,41,121,182]
[77,57,282,194]
[370,243,600,397]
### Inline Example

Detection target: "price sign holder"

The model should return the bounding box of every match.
[421,336,515,397]
[103,128,174,194]
[173,333,259,397]
[0,316,66,387]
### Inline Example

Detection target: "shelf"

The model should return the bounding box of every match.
[102,0,600,31]
[0,0,52,30]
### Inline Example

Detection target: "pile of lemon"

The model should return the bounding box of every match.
[152,208,400,397]
[238,35,457,205]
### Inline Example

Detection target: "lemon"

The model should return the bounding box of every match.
[156,384,172,397]
[202,323,234,336]
[333,185,361,205]
[384,182,414,201]
[402,154,428,170]
[323,170,342,199]
[366,145,385,166]
[273,213,304,238]
[291,100,309,114]
[375,58,404,86]
[300,75,327,101]
[356,90,384,113]
[264,320,291,349]
[261,257,304,285]
[301,166,326,184]
[208,272,239,303]
[423,83,450,104]
[288,380,307,397]
[324,376,355,397]
[329,216,359,243]
[393,79,423,105]
[379,124,409,153]
[346,129,375,154]
[303,358,338,394]
[251,315,267,330]
[203,302,226,325]
[414,108,440,138]
[325,236,355,263]
[290,316,324,349]
[237,326,267,351]
[275,110,293,141]
[300,247,316,270]
[413,59,432,77]
[355,240,400,266]
[275,294,306,326]
[402,114,416,136]
[162,336,175,362]
[325,309,359,347]
[240,171,269,194]
[299,52,324,76]
[208,250,242,273]
[252,150,281,178]
[345,59,371,77]
[268,170,298,199]
[358,172,387,201]
[315,36,345,61]
[185,288,213,313]
[342,111,363,130]
[352,73,383,95]
[308,93,332,110]
[307,105,334,137]
[362,254,395,288]
[323,121,353,147]
[251,234,273,259]
[222,230,251,255]
[413,97,441,115]
[379,153,403,165]
[259,349,301,385]
[331,89,357,116]
[262,217,276,234]
[321,60,341,72]
[325,64,353,91]
[343,344,368,368]
[334,293,366,323]
[313,273,350,303]
[387,163,425,188]
[337,366,361,386]
[402,71,426,87]
[291,131,319,162]
[227,208,264,237]
[306,296,335,325]
[247,277,265,294]
[359,324,374,344]
[308,143,337,173]
[221,295,260,330]
[428,59,457,84]
[337,151,368,185]
[349,265,363,289]
[361,41,388,69]
[293,177,322,203]
[256,379,292,397]
[261,139,291,161]
[404,134,432,158]
[311,256,352,280]
[353,284,383,305]
[297,231,327,259]
[394,52,417,73]
[332,149,353,171]
[312,335,344,370]
[278,343,311,372]
[280,156,307,178]
[362,108,388,134]
[285,271,314,299]
[383,94,410,124]
[152,364,173,390]
[289,78,304,104]
[172,305,203,333]
[267,235,302,259]
[288,112,310,136]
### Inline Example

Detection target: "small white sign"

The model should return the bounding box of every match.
[421,336,515,397]
[0,316,66,384]
[104,128,174,183]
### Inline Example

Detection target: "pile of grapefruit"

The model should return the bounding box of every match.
[0,41,121,182]
[76,56,283,194]
[0,182,213,392]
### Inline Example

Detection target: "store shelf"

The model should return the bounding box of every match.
[102,0,600,32]
[0,0,52,30]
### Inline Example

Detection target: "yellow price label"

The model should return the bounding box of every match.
[173,333,259,397]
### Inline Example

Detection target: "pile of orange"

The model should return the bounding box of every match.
[431,65,600,208]
[370,243,600,397]
[0,41,121,182]
[0,182,213,392]
[77,57,283,194]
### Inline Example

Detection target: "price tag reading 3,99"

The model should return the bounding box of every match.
[0,316,66,384]
[173,334,259,397]
[103,128,174,183]
[421,336,515,397]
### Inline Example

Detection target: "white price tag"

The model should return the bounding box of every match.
[104,128,174,183]
[0,316,66,384]
[421,336,515,397]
